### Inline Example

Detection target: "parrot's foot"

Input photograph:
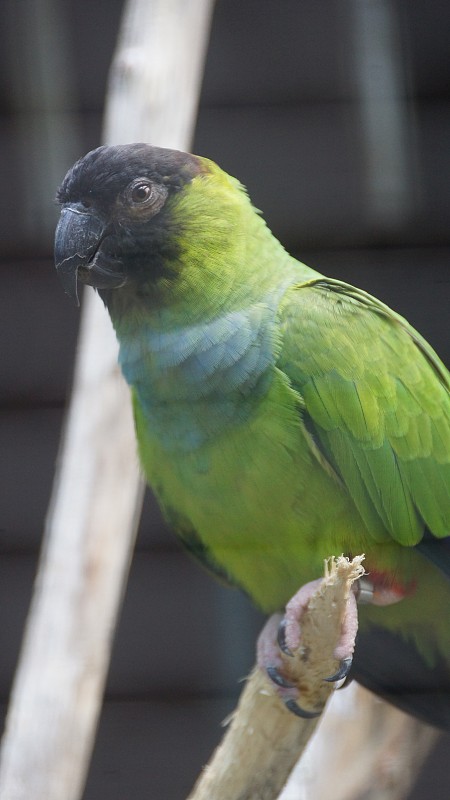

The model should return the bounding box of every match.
[257,577,358,717]
[257,613,321,718]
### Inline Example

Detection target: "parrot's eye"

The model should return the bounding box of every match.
[128,179,155,206]
[123,178,168,217]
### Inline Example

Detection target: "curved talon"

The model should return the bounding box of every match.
[324,656,353,683]
[277,618,294,657]
[266,665,297,689]
[284,698,321,719]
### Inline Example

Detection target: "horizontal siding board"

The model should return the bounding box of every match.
[0,260,78,404]
[200,0,352,106]
[83,698,235,800]
[106,552,262,696]
[0,555,38,699]
[0,409,63,550]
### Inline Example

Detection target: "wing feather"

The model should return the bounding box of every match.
[279,279,450,544]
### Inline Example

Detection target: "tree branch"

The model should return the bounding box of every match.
[280,683,439,800]
[188,556,365,800]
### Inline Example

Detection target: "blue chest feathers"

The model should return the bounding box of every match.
[118,303,279,452]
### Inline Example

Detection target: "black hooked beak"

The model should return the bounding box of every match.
[54,205,124,305]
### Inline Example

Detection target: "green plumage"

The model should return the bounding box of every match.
[55,143,450,728]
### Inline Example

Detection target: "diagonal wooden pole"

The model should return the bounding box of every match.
[0,3,214,799]
[188,556,365,800]
[280,683,439,800]
[188,553,439,800]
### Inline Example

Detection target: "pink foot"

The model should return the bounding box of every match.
[257,577,359,717]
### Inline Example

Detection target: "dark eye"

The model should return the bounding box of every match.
[124,178,168,215]
[128,179,154,205]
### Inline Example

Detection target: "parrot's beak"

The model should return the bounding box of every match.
[54,205,124,305]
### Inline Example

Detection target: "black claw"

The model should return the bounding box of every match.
[284,698,321,719]
[324,656,353,683]
[277,618,294,657]
[266,666,296,689]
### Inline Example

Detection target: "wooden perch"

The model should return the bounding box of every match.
[188,555,365,800]
[280,682,439,800]
[0,2,214,799]
[189,551,439,800]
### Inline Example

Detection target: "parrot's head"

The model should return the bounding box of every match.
[55,143,233,306]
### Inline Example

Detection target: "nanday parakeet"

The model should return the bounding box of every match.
[55,144,450,728]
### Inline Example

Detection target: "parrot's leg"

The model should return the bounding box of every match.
[257,577,359,718]
[258,573,410,717]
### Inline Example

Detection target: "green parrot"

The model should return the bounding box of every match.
[55,144,450,728]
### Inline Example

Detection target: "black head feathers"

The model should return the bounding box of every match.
[57,143,203,208]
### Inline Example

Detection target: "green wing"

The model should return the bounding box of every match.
[279,277,450,545]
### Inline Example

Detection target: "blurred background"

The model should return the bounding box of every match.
[0,0,449,797]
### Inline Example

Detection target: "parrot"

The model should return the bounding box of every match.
[54,143,450,728]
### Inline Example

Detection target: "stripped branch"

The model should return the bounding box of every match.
[188,556,365,800]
